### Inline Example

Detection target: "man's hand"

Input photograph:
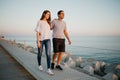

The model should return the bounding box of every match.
[68,40,72,45]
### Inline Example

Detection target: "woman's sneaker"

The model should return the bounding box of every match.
[51,63,55,70]
[39,65,43,71]
[47,69,54,76]
[56,65,63,70]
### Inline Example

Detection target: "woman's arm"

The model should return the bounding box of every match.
[36,32,41,48]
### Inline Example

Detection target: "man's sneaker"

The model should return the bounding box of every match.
[47,69,54,76]
[39,65,43,71]
[56,65,63,70]
[51,63,55,70]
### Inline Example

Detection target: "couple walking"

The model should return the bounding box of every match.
[35,10,71,75]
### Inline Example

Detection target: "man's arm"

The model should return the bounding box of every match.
[64,29,71,45]
[50,19,55,30]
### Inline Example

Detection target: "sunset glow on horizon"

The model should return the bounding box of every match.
[0,0,120,37]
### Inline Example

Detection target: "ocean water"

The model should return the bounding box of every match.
[5,36,120,64]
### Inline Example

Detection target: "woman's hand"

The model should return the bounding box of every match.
[37,41,41,48]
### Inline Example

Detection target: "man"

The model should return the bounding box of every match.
[51,10,71,70]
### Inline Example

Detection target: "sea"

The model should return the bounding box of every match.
[5,35,120,64]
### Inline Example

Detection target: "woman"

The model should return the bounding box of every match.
[35,10,54,75]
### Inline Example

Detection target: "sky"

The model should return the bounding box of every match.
[0,0,120,37]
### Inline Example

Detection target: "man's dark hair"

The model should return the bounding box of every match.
[57,10,64,16]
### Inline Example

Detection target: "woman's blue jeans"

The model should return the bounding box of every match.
[37,39,51,69]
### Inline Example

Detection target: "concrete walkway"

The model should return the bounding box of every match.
[0,46,36,80]
[0,39,100,80]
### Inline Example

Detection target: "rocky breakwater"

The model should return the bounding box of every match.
[62,52,120,80]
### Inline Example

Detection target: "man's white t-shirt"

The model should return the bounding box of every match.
[52,19,67,39]
[35,20,51,41]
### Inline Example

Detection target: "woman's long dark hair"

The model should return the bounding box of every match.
[40,10,51,26]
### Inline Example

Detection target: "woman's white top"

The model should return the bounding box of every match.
[35,20,51,41]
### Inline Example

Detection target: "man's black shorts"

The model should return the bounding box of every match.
[53,38,65,53]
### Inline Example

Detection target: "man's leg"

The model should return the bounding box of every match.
[51,53,57,69]
[56,52,63,70]
[56,39,65,70]
[51,38,59,69]
[52,53,58,63]
[57,52,63,65]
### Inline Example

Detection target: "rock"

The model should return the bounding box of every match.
[69,60,76,68]
[116,64,120,69]
[63,63,69,68]
[100,62,106,72]
[99,62,106,76]
[103,72,117,80]
[105,64,117,74]
[93,61,106,76]
[76,56,83,62]
[68,57,76,67]
[30,47,37,54]
[62,53,67,58]
[101,62,106,68]
[94,61,101,72]
[64,52,72,57]
[64,57,76,68]
[66,51,72,55]
[18,44,25,49]
[83,65,94,75]
[75,57,83,67]
[25,46,33,52]
[63,55,70,63]
[62,52,71,63]
[80,62,89,68]
[113,74,119,80]
[84,58,97,68]
[80,60,94,68]
[113,64,120,80]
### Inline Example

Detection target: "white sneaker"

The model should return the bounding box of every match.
[47,69,54,76]
[39,65,43,71]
